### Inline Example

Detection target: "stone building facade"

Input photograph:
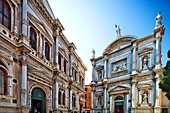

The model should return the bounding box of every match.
[0,0,87,113]
[84,85,92,113]
[90,13,168,113]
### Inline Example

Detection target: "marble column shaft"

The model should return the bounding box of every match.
[132,43,137,70]
[54,79,58,109]
[21,0,28,36]
[21,59,27,106]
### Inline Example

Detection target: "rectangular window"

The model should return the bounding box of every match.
[85,88,87,91]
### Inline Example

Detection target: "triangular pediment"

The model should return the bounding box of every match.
[109,85,130,92]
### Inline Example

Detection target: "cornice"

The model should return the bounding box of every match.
[137,33,154,44]
[30,0,54,27]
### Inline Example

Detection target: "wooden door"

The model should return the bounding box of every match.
[115,105,123,113]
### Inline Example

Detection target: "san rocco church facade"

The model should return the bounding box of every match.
[90,13,168,113]
[0,0,87,113]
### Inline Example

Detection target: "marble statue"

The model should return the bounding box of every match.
[115,24,121,37]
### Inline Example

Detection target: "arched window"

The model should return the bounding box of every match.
[45,42,50,60]
[0,0,11,29]
[63,92,65,105]
[0,68,6,95]
[58,90,61,105]
[29,27,37,50]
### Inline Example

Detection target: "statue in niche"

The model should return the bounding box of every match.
[142,56,148,69]
[97,96,101,107]
[97,71,102,80]
[142,91,148,104]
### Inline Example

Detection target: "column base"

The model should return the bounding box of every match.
[154,107,161,113]
[155,63,162,70]
[131,107,136,113]
[103,108,108,113]
[20,106,29,113]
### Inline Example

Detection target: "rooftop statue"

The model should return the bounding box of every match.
[115,24,121,38]
[92,48,95,58]
[155,12,162,29]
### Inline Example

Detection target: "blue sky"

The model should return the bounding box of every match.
[48,0,170,84]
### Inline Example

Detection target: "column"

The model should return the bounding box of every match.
[50,88,53,111]
[39,34,42,54]
[8,64,13,96]
[138,90,141,105]
[21,57,28,106]
[21,0,29,46]
[131,79,136,108]
[91,62,96,81]
[110,96,112,112]
[125,94,129,113]
[50,44,53,62]
[21,0,28,36]
[42,37,45,56]
[155,36,162,66]
[13,6,18,34]
[91,88,95,113]
[53,78,58,110]
[150,53,152,68]
[140,57,142,70]
[69,48,73,77]
[55,35,59,64]
[104,53,108,79]
[104,86,107,108]
[132,42,137,72]
[149,89,152,104]
[69,86,73,111]
[155,74,161,107]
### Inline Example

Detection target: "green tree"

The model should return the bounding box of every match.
[159,50,170,113]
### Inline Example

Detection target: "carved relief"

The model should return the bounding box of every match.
[95,91,103,108]
[112,59,127,73]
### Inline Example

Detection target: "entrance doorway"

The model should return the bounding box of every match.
[114,96,124,113]
[31,88,46,113]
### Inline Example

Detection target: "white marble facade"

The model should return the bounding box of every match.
[91,13,167,113]
[0,0,87,113]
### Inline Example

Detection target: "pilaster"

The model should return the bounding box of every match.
[103,84,108,112]
[132,40,138,75]
[20,55,28,107]
[21,0,28,37]
[131,74,137,111]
